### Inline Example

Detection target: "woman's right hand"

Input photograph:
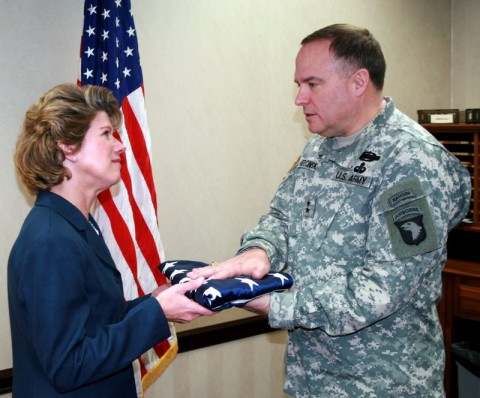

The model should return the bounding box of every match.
[154,277,215,323]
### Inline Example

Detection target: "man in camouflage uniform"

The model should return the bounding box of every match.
[190,24,471,397]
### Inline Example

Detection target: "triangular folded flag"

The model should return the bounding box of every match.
[159,260,294,311]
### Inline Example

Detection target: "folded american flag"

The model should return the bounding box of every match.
[159,260,294,311]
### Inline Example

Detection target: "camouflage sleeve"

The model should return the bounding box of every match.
[268,141,470,333]
[238,169,296,272]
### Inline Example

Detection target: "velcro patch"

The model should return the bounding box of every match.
[298,158,318,171]
[332,170,372,188]
[380,178,438,258]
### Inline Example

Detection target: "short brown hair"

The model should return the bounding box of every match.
[14,83,121,194]
[301,23,386,90]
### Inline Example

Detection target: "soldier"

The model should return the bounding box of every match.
[190,24,471,397]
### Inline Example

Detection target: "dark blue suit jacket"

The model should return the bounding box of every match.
[8,191,170,397]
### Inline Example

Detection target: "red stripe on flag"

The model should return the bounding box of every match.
[97,188,145,296]
[153,339,170,362]
[122,96,158,214]
[117,149,165,285]
[139,340,170,377]
[139,359,147,379]
[98,175,169,373]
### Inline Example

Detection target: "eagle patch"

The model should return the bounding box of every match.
[380,178,439,258]
[393,207,426,245]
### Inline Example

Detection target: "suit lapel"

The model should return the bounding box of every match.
[84,218,119,272]
[36,191,119,273]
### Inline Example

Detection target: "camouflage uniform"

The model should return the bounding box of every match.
[239,98,471,397]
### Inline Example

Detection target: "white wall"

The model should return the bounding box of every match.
[0,0,82,373]
[452,0,480,111]
[141,0,453,266]
[0,0,461,396]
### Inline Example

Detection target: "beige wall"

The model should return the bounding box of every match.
[452,0,480,111]
[146,330,288,398]
[1,0,475,397]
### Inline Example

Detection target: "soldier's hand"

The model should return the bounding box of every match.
[187,248,271,280]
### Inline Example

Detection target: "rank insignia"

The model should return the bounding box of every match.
[304,197,315,217]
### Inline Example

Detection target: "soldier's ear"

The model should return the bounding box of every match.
[351,68,369,96]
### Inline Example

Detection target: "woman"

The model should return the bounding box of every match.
[8,83,213,397]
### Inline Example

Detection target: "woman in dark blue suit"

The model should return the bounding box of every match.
[8,83,213,397]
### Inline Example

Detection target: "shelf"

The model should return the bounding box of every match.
[422,124,480,230]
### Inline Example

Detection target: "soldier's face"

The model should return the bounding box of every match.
[294,40,357,137]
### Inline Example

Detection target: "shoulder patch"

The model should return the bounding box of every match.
[380,178,439,258]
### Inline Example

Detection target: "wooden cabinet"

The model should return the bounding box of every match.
[438,258,480,398]
[422,124,480,396]
[423,123,480,230]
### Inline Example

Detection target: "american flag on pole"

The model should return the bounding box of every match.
[78,0,177,396]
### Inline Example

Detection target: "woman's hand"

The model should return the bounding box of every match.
[154,277,214,323]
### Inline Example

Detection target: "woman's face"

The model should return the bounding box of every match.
[73,111,126,193]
